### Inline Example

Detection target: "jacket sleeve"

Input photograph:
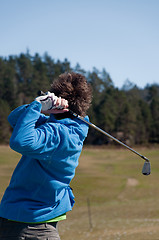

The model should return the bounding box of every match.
[8,105,28,128]
[9,101,61,160]
[8,104,48,129]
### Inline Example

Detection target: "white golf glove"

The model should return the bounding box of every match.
[35,91,58,111]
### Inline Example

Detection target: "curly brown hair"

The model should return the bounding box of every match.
[50,72,92,117]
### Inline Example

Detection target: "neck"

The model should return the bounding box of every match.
[54,111,74,120]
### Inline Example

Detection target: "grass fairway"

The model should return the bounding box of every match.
[0,145,159,239]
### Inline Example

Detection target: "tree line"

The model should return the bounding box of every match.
[0,52,159,145]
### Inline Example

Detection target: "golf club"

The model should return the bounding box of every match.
[38,90,151,175]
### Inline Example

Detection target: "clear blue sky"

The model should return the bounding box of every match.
[0,0,159,88]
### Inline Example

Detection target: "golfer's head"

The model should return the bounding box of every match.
[50,72,92,117]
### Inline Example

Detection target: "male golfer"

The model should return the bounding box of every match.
[0,72,92,240]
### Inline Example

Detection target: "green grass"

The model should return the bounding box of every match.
[0,145,159,239]
[0,146,21,198]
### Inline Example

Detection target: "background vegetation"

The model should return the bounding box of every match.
[0,52,159,145]
[0,52,158,239]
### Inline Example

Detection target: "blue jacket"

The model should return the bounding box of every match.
[0,101,89,223]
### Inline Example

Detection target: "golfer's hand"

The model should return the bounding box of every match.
[35,92,58,111]
[42,97,69,114]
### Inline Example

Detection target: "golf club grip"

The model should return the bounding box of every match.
[37,90,45,96]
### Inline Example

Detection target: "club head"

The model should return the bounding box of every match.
[142,161,151,175]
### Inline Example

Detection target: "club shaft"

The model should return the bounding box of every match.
[38,90,149,162]
[76,114,149,162]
